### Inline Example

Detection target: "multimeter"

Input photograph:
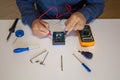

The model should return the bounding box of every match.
[77,25,95,47]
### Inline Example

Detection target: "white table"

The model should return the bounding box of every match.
[0,19,120,80]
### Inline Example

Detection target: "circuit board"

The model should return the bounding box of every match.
[52,32,65,45]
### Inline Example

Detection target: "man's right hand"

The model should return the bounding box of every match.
[31,19,50,38]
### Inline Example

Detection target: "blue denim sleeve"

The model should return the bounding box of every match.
[16,0,39,27]
[79,0,105,23]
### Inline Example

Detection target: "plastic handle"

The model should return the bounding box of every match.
[13,47,29,53]
[81,63,91,72]
[15,30,24,37]
[81,51,93,59]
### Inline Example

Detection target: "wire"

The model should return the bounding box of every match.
[38,4,72,19]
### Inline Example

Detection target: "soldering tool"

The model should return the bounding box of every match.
[7,18,19,41]
[72,53,91,72]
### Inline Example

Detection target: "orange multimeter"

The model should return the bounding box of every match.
[77,25,95,47]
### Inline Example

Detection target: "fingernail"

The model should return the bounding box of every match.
[48,31,51,35]
[65,28,68,31]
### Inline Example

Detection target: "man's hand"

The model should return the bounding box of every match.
[65,12,86,35]
[31,19,49,37]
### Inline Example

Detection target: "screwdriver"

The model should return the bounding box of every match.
[72,53,91,72]
[78,50,93,59]
[13,47,40,53]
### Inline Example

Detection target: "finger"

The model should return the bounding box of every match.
[32,25,48,37]
[40,20,49,29]
[65,17,75,31]
[73,23,84,31]
[33,28,48,37]
[39,26,49,34]
[66,25,75,35]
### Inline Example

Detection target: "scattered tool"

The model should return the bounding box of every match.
[13,47,40,53]
[35,60,40,63]
[78,50,93,59]
[30,49,47,63]
[61,55,63,71]
[40,52,49,65]
[72,53,91,72]
[7,18,19,41]
[13,30,24,44]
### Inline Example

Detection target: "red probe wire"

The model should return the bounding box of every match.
[38,4,72,36]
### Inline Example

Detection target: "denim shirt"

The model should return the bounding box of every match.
[16,0,104,27]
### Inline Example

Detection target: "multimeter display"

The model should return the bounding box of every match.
[77,25,95,47]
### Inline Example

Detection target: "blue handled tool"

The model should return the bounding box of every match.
[13,30,24,44]
[72,54,91,72]
[13,47,40,53]
[15,30,24,37]
[78,50,93,59]
[13,47,29,53]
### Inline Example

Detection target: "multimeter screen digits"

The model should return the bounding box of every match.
[79,25,94,42]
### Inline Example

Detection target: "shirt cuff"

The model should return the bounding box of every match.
[78,8,92,24]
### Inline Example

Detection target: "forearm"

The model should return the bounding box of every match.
[79,0,105,23]
[16,0,39,26]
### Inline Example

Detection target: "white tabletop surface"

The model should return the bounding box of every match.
[0,19,120,80]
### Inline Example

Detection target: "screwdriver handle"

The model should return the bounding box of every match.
[81,63,91,72]
[13,47,29,53]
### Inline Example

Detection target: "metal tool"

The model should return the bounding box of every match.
[7,18,19,41]
[30,49,47,63]
[35,60,40,63]
[40,52,49,65]
[13,30,24,44]
[13,47,40,53]
[72,53,91,72]
[61,55,63,71]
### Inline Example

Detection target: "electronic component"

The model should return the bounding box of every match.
[52,32,65,45]
[77,25,95,47]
